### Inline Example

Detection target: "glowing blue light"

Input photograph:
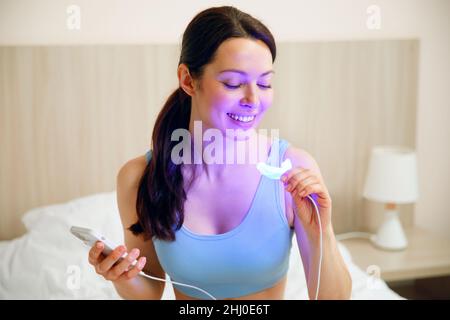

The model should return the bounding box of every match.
[256,158,292,180]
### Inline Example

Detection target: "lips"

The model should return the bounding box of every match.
[226,112,257,123]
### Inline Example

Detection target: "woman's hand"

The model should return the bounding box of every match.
[88,241,147,284]
[281,167,332,239]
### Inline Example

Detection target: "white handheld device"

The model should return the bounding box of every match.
[70,226,135,265]
[70,225,217,300]
[70,226,117,255]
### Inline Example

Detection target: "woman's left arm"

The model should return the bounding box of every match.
[281,148,352,300]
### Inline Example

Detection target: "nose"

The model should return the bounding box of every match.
[240,83,259,108]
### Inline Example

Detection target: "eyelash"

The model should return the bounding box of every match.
[223,83,272,90]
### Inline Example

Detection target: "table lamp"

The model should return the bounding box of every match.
[363,145,419,250]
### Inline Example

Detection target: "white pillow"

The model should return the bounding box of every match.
[21,191,123,241]
[0,192,123,299]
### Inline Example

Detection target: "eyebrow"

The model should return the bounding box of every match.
[219,69,275,77]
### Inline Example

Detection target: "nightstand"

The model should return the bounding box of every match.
[339,226,450,299]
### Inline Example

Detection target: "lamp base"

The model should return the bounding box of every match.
[370,208,408,251]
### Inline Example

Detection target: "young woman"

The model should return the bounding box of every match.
[88,6,351,300]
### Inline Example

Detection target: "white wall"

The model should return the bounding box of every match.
[1,0,449,238]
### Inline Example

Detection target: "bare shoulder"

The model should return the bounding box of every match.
[283,146,323,180]
[116,153,148,238]
[117,154,148,190]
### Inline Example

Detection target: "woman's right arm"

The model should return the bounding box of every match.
[88,156,167,300]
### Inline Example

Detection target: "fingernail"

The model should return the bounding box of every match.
[128,252,138,261]
[96,242,102,248]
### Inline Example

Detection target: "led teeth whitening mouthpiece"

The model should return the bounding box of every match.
[256,159,293,180]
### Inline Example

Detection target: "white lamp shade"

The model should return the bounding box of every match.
[363,145,419,204]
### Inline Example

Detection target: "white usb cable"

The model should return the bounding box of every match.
[305,194,323,300]
[137,270,217,300]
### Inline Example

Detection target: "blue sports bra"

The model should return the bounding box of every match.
[146,138,294,299]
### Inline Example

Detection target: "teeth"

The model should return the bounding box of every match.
[227,113,256,123]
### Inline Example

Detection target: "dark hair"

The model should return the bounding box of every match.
[129,6,277,241]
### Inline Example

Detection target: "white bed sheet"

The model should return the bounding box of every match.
[0,191,404,300]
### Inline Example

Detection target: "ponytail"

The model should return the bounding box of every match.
[129,87,191,241]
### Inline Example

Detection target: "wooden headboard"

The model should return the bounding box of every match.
[0,40,418,240]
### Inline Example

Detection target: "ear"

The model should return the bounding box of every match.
[177,64,197,97]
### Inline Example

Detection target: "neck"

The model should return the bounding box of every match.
[186,121,271,182]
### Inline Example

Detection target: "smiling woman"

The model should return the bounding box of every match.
[86,5,351,301]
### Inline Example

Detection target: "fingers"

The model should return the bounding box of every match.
[88,242,147,282]
[120,257,147,281]
[291,177,319,195]
[281,168,308,184]
[282,168,316,188]
[105,248,140,281]
[283,170,318,195]
[88,241,106,265]
[96,245,127,275]
[293,183,322,198]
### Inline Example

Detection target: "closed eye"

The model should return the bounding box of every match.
[222,83,272,89]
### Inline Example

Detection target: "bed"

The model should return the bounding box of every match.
[0,191,404,300]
